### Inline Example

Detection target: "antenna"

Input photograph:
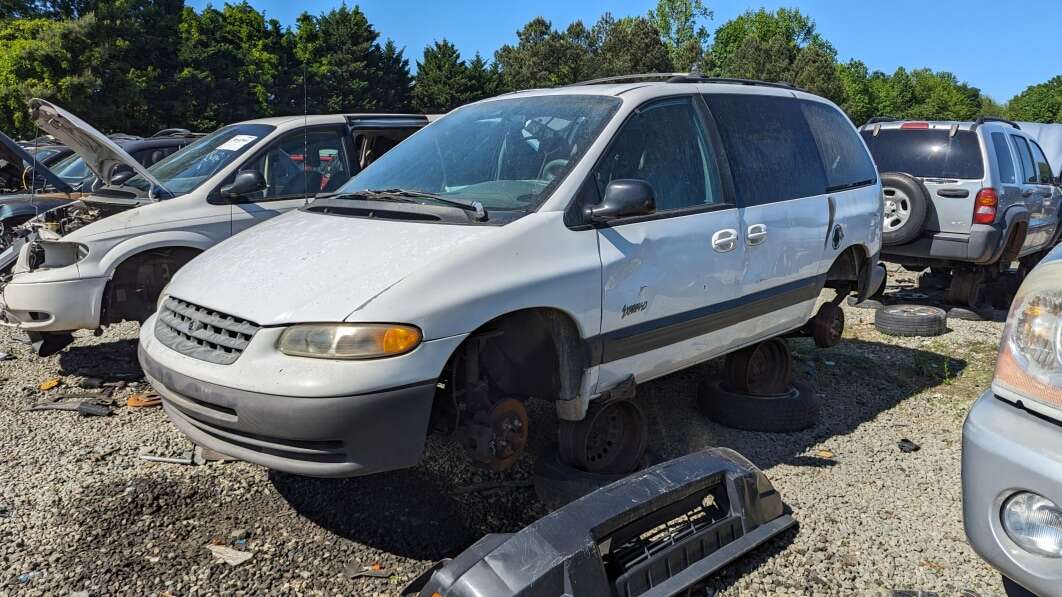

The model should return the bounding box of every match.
[303,61,309,206]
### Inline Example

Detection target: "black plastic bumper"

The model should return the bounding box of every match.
[139,344,436,478]
[403,448,795,597]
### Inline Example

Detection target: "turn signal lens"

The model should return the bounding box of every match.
[973,188,998,225]
[277,323,422,360]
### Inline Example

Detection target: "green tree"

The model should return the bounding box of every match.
[494,17,596,90]
[1008,76,1062,123]
[593,14,673,77]
[713,7,832,77]
[294,4,386,114]
[462,52,501,103]
[412,39,467,113]
[647,0,711,71]
[373,39,413,111]
[837,59,874,125]
[788,43,842,104]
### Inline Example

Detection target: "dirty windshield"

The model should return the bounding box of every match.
[336,94,621,213]
[121,123,274,196]
[860,129,984,179]
[50,153,91,185]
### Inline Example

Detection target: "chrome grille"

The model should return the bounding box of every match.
[154,297,259,365]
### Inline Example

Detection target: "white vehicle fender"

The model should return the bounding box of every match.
[95,231,215,278]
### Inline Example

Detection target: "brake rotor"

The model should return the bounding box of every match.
[480,398,529,472]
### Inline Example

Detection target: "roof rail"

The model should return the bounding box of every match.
[152,127,197,138]
[974,116,1020,130]
[572,72,805,92]
[864,116,902,126]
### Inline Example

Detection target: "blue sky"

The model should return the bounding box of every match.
[187,0,1060,101]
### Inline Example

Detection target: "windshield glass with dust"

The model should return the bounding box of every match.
[336,95,621,213]
[122,123,274,196]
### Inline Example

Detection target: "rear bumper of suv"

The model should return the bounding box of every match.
[963,389,1062,595]
[139,343,437,478]
[882,224,1002,266]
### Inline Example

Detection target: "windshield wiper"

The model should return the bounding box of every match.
[367,188,488,221]
[316,190,419,204]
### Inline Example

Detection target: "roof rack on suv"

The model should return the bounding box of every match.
[864,116,902,126]
[572,72,804,92]
[152,128,205,138]
[973,116,1020,130]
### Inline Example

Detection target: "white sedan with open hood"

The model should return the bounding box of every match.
[0,99,430,355]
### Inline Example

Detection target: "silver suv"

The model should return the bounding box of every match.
[860,118,1061,306]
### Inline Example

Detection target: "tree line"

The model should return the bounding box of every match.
[1,0,1059,138]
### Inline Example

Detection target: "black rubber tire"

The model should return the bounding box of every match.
[1002,576,1036,597]
[847,296,883,309]
[812,303,844,348]
[881,172,929,246]
[532,450,633,511]
[947,306,986,321]
[874,304,947,337]
[697,380,818,433]
[724,338,792,395]
[557,400,647,475]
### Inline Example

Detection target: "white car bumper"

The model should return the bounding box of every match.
[2,275,108,332]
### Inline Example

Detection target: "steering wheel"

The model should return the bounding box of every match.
[542,159,569,181]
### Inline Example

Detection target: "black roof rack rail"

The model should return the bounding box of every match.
[152,127,201,138]
[572,72,805,92]
[864,116,902,126]
[974,116,1020,130]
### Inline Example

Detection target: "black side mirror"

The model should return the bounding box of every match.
[585,179,656,223]
[108,166,135,186]
[220,170,266,201]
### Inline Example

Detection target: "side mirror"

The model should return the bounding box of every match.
[220,170,266,201]
[585,179,656,223]
[108,166,135,186]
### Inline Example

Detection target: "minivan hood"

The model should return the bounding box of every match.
[0,130,71,193]
[165,209,499,325]
[29,98,169,198]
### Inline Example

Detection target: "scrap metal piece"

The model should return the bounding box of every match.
[403,448,795,597]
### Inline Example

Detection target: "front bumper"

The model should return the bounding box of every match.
[963,389,1062,594]
[2,275,107,331]
[140,342,437,478]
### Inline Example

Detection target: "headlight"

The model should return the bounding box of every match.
[277,323,422,360]
[25,240,88,271]
[994,268,1062,411]
[1002,492,1062,558]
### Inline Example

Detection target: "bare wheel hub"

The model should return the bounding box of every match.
[461,398,529,472]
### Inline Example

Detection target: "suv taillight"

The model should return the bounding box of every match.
[901,121,930,129]
[974,188,998,224]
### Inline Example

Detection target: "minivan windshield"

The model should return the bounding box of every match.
[51,153,92,185]
[121,123,275,196]
[335,95,621,213]
[860,128,984,179]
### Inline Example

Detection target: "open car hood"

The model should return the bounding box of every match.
[0,130,71,193]
[29,98,170,198]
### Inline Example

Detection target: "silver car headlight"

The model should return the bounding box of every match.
[276,323,422,360]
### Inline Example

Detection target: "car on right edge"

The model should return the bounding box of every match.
[963,243,1062,596]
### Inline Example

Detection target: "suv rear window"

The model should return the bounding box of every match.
[702,93,827,206]
[860,129,984,180]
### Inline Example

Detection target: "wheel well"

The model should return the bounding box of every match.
[825,245,867,289]
[437,308,585,407]
[101,247,201,326]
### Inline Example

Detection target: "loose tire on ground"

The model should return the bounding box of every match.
[947,306,986,321]
[847,296,883,310]
[881,172,929,246]
[697,380,818,433]
[532,450,635,511]
[724,338,792,395]
[557,399,647,475]
[874,304,947,337]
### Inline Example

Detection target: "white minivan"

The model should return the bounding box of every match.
[139,77,884,478]
[0,100,429,355]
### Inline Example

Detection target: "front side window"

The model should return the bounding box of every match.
[226,129,350,200]
[703,93,828,206]
[594,97,722,211]
[800,101,876,191]
[1011,135,1037,184]
[860,129,984,180]
[991,132,1017,184]
[121,123,275,196]
[338,95,621,214]
[1030,141,1054,184]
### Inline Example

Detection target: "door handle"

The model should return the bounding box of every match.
[711,229,738,252]
[746,224,767,245]
[1023,189,1034,198]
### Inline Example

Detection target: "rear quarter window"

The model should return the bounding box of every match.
[990,132,1017,184]
[800,100,877,191]
[702,93,827,206]
[860,129,984,180]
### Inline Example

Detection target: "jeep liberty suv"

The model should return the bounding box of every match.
[860,118,1060,306]
[140,76,884,478]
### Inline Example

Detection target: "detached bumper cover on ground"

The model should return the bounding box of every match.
[963,389,1062,595]
[404,448,795,597]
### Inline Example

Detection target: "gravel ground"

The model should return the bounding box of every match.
[0,267,1011,595]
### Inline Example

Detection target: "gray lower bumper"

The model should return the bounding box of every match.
[884,224,1003,266]
[962,390,1062,594]
[139,344,437,478]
